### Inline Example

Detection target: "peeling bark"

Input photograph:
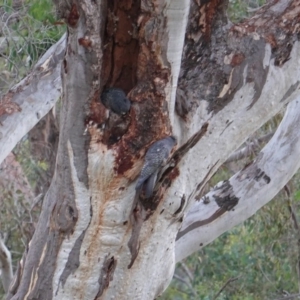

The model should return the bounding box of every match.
[96,255,117,298]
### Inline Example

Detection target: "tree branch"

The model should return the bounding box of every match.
[225,132,274,163]
[212,276,240,300]
[0,33,66,165]
[175,95,300,262]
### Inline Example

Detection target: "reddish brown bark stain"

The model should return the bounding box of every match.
[0,92,21,117]
[202,0,223,40]
[101,1,140,92]
[230,53,245,67]
[78,38,92,48]
[115,152,134,175]
[264,33,278,49]
[67,4,80,27]
[168,167,180,181]
[88,91,107,124]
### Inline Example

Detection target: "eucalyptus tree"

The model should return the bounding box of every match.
[1,0,300,299]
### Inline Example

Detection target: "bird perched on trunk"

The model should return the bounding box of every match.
[100,87,131,115]
[136,136,177,198]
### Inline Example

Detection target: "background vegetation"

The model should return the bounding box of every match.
[0,0,65,96]
[2,1,300,300]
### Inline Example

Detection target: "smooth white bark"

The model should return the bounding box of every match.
[175,96,300,262]
[0,34,66,165]
[165,0,190,127]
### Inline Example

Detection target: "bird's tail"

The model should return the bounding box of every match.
[144,171,158,199]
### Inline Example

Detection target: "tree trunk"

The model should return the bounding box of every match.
[7,0,300,299]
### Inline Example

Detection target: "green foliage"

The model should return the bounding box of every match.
[0,0,65,95]
[27,0,56,22]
